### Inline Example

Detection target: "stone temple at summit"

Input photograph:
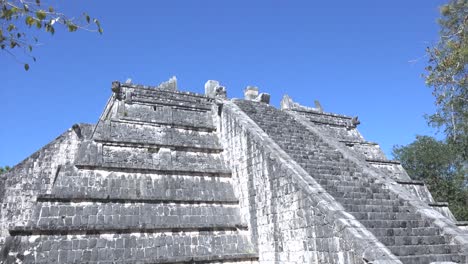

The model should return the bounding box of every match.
[0,77,467,263]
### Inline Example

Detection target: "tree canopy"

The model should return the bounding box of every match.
[395,0,467,221]
[0,0,102,70]
[0,166,10,174]
[424,0,467,158]
[393,136,467,220]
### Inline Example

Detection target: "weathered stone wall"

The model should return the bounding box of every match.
[122,103,214,130]
[0,174,6,204]
[0,125,86,247]
[44,166,238,203]
[220,101,400,263]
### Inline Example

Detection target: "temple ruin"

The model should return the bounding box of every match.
[0,77,467,263]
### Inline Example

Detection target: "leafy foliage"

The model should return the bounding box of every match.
[400,0,468,221]
[393,136,468,220]
[0,166,11,174]
[0,0,102,70]
[424,0,467,158]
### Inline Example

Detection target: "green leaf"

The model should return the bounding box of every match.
[10,40,17,48]
[25,16,34,26]
[67,23,78,32]
[7,24,14,32]
[28,45,32,52]
[36,10,46,20]
[48,6,54,12]
[86,15,90,23]
[24,64,29,71]
[440,5,450,15]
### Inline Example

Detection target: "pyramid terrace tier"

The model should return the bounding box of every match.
[309,124,365,142]
[10,202,246,234]
[115,103,216,131]
[291,109,354,127]
[398,253,466,264]
[123,85,214,105]
[93,121,222,152]
[74,143,231,176]
[341,142,387,160]
[45,167,238,204]
[127,90,214,111]
[397,180,435,204]
[369,162,412,181]
[5,231,257,263]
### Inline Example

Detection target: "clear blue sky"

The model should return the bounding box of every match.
[1,0,445,167]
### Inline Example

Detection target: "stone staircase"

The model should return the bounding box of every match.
[4,84,257,263]
[282,96,463,226]
[235,99,466,264]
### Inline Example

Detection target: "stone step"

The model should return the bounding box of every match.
[369,227,442,237]
[329,191,397,200]
[398,253,466,264]
[336,198,406,206]
[94,121,221,151]
[120,103,215,131]
[298,160,359,169]
[359,220,432,229]
[317,178,374,188]
[326,185,387,194]
[378,235,448,246]
[342,204,414,213]
[301,161,362,171]
[7,231,257,263]
[51,170,238,203]
[349,212,421,221]
[387,244,461,257]
[309,172,372,183]
[12,202,246,234]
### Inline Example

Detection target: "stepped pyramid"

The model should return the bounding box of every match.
[0,77,467,263]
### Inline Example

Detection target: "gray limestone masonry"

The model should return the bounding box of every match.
[0,78,466,264]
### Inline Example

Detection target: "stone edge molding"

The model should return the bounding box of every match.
[222,100,402,264]
[283,103,468,253]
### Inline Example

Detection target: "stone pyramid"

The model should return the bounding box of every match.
[0,77,466,263]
